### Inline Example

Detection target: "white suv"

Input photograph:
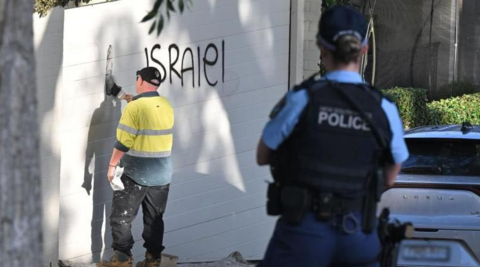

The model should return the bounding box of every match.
[379,123,480,267]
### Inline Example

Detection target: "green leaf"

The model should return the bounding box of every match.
[141,0,163,23]
[157,15,165,36]
[167,0,175,12]
[149,20,157,34]
[179,0,185,13]
[141,10,157,23]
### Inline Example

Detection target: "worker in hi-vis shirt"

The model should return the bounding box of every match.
[99,67,174,267]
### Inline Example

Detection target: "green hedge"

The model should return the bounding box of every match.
[427,94,480,125]
[381,87,429,129]
[381,87,480,127]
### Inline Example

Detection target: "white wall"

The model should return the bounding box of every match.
[303,0,322,78]
[33,7,64,267]
[31,0,327,264]
[289,0,322,86]
[57,0,290,263]
[290,0,305,86]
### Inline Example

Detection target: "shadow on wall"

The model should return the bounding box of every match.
[60,0,288,263]
[83,94,122,262]
[80,9,143,263]
[34,7,64,266]
[58,7,135,263]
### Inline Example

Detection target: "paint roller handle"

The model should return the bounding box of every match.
[124,94,133,103]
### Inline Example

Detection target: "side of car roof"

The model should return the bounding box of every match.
[405,123,480,140]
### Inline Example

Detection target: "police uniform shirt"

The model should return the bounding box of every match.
[114,91,174,186]
[262,70,409,165]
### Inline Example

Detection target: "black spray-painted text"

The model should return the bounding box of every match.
[144,40,225,87]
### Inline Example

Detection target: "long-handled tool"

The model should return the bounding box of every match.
[105,45,132,102]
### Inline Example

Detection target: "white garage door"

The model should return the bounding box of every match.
[59,0,291,263]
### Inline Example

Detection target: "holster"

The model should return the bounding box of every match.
[362,169,384,233]
[266,182,282,216]
[280,186,311,225]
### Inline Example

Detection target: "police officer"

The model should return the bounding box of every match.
[256,6,409,267]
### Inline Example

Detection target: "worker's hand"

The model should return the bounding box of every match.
[107,165,116,182]
[125,94,133,103]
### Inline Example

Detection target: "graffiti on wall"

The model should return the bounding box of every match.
[144,40,225,87]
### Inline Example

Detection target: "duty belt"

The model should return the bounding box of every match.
[311,192,363,221]
[276,185,365,225]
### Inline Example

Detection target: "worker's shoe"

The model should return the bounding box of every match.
[98,250,133,267]
[135,252,161,267]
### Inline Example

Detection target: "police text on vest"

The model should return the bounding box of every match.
[318,106,370,131]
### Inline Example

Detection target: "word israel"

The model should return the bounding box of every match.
[144,40,225,88]
[318,106,371,131]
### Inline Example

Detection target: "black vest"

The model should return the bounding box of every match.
[271,78,392,197]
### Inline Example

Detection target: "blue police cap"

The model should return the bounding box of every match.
[317,5,368,51]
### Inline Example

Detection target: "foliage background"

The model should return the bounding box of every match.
[382,87,480,128]
[34,0,190,36]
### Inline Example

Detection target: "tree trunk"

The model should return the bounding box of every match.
[0,0,43,266]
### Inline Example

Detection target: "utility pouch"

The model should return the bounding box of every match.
[266,182,282,216]
[315,193,334,221]
[280,186,311,225]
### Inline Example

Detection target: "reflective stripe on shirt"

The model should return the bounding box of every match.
[127,150,172,158]
[117,124,173,136]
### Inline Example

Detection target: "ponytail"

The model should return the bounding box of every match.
[333,35,363,63]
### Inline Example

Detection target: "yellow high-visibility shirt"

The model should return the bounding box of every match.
[115,91,174,186]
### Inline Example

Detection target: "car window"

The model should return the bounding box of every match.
[401,138,480,176]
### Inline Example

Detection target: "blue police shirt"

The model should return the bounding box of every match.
[262,70,409,164]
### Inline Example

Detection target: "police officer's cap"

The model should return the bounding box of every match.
[317,5,368,51]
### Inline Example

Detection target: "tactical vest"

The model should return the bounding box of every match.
[271,78,392,197]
